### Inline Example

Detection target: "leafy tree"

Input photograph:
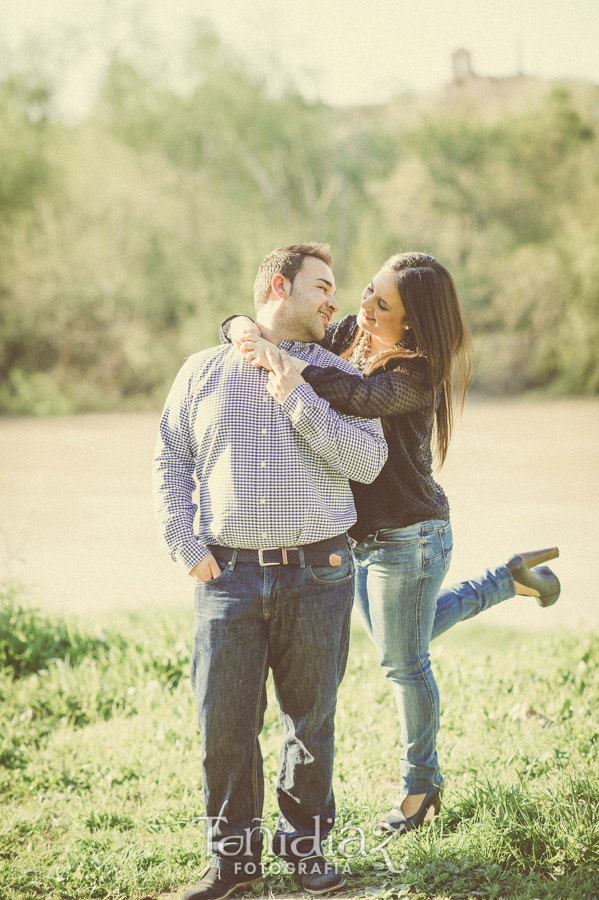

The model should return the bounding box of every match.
[1,26,599,410]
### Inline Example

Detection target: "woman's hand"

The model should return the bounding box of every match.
[265,348,305,404]
[240,336,281,371]
[230,316,260,348]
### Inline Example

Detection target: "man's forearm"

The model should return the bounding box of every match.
[153,459,210,572]
[281,383,387,483]
[152,366,210,574]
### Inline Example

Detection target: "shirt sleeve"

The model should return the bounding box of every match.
[281,382,388,483]
[300,363,433,418]
[152,362,210,573]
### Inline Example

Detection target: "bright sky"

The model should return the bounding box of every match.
[1,0,598,116]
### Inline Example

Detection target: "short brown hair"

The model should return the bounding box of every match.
[253,242,332,309]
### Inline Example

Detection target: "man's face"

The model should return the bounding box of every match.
[281,256,339,342]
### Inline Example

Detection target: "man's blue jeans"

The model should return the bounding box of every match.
[190,545,354,873]
[353,520,515,796]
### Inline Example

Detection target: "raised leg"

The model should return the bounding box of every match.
[431,564,515,641]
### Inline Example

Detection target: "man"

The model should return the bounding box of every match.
[153,243,387,900]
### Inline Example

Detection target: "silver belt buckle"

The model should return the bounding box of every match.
[258,547,281,566]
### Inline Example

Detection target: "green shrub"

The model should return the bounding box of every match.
[0,581,107,679]
[3,32,598,410]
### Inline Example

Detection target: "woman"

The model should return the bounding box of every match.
[229,251,560,834]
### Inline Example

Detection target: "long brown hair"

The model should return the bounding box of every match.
[341,252,473,466]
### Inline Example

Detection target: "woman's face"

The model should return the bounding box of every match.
[358,267,409,346]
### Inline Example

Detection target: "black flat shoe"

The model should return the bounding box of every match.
[379,786,441,835]
[507,555,561,608]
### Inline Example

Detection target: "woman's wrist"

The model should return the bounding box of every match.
[230,316,261,345]
[293,359,308,374]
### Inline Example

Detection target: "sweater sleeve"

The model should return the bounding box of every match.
[318,315,359,354]
[301,362,433,418]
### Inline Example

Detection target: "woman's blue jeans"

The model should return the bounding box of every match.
[353,520,515,796]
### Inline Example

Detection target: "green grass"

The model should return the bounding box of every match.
[1,581,599,900]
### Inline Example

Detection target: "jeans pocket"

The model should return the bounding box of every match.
[194,564,231,588]
[372,525,422,546]
[440,524,453,571]
[308,551,353,584]
[373,536,422,547]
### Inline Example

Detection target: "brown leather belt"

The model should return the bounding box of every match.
[208,535,347,568]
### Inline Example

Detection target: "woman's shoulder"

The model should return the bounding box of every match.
[381,353,430,383]
[319,314,359,354]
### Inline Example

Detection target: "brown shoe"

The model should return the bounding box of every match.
[180,864,262,900]
[295,855,345,896]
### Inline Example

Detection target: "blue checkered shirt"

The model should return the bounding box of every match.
[153,341,387,572]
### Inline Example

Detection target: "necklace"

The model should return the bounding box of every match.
[348,333,410,373]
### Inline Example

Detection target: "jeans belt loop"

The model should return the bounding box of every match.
[229,549,238,572]
[298,546,305,568]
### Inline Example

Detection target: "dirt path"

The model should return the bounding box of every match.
[1,398,598,630]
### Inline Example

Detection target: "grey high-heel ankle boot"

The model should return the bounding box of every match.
[507,548,560,608]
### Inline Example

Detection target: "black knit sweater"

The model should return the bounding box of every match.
[305,315,449,542]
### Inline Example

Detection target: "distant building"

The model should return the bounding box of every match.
[446,48,538,111]
[452,49,475,85]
